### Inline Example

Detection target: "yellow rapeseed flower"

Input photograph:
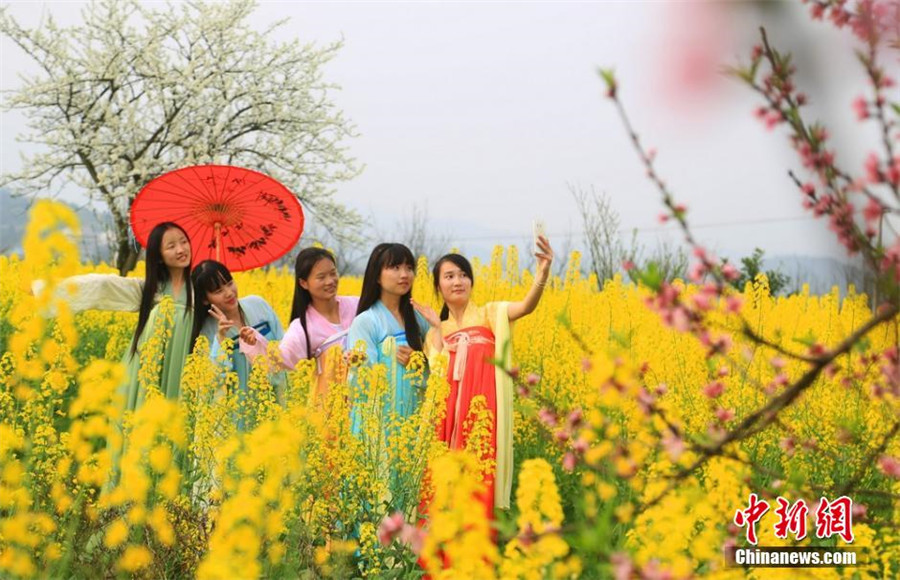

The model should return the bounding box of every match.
[104,519,129,549]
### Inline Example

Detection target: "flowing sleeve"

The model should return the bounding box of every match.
[414,310,431,344]
[424,327,442,358]
[278,319,310,370]
[255,296,288,394]
[33,273,144,313]
[424,326,447,370]
[198,314,218,345]
[210,334,228,364]
[244,296,284,340]
[236,296,290,365]
[264,299,285,341]
[485,302,505,332]
[348,312,381,366]
[492,301,515,510]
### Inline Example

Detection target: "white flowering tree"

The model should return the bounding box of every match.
[1,0,361,273]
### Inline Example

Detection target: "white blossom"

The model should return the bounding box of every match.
[1,0,361,273]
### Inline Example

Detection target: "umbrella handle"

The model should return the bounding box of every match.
[215,222,222,262]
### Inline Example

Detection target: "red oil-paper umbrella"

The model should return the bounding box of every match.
[130,165,304,272]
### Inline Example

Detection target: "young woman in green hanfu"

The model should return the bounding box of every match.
[41,222,198,411]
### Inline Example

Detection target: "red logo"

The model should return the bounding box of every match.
[734,494,854,545]
[734,493,769,545]
[773,497,809,540]
[815,496,854,543]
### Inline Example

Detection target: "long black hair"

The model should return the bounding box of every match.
[357,243,423,351]
[431,253,475,321]
[189,260,235,351]
[290,247,337,360]
[131,222,193,356]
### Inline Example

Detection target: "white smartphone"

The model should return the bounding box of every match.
[533,220,546,255]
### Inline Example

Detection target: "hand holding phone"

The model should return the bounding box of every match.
[533,220,546,255]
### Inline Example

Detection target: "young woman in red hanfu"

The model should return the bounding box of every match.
[413,235,553,518]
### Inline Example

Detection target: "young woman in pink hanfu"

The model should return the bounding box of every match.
[241,248,358,401]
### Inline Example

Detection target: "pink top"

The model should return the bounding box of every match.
[242,295,359,370]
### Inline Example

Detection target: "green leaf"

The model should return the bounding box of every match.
[749,57,761,82]
[609,329,633,349]
[792,330,818,348]
[852,336,872,354]
[635,261,664,292]
[723,65,751,83]
[597,67,617,92]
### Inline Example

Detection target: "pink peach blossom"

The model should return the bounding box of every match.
[563,452,577,472]
[377,512,406,546]
[715,407,735,422]
[611,552,634,580]
[863,196,884,224]
[865,152,881,183]
[662,432,685,461]
[721,263,740,282]
[878,455,900,478]
[852,95,869,120]
[704,381,725,398]
[538,408,558,428]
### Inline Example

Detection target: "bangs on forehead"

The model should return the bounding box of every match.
[197,262,233,293]
[205,271,232,292]
[382,244,415,268]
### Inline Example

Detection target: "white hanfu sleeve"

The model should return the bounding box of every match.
[33,274,144,313]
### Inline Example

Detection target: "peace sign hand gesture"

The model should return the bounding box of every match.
[208,304,237,342]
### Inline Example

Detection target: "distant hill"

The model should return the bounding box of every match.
[0,190,115,262]
[0,191,875,298]
[763,255,871,297]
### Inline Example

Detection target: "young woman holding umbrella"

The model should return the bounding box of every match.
[413,235,554,516]
[119,164,303,409]
[35,222,196,411]
[238,248,359,403]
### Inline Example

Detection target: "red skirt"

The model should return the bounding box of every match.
[441,325,497,520]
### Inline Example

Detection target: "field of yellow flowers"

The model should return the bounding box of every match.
[1,200,899,579]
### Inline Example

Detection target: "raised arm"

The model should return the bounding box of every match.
[507,235,553,322]
[235,314,302,370]
[260,297,285,341]
[34,273,144,314]
[412,300,444,354]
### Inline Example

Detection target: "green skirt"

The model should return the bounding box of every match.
[119,300,194,411]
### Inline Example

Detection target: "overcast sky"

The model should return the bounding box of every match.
[2,1,896,262]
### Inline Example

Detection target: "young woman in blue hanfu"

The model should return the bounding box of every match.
[344,243,433,525]
[347,243,431,436]
[189,260,284,427]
